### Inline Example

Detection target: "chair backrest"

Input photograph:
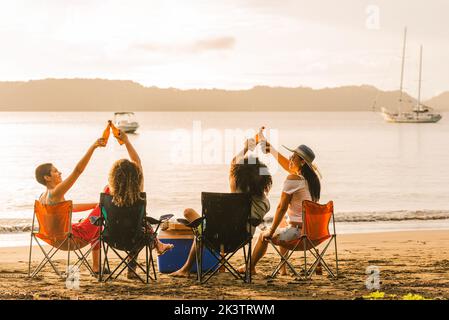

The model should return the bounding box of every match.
[301,200,334,244]
[100,192,147,251]
[201,192,252,253]
[33,200,72,245]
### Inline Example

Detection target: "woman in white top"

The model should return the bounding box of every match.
[242,134,321,275]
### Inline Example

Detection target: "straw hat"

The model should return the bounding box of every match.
[282,144,322,179]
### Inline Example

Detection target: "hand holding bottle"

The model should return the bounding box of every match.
[109,120,125,145]
[255,126,271,154]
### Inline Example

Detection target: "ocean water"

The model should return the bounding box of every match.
[1,111,449,246]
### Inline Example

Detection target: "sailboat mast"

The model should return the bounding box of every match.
[417,45,423,112]
[399,27,407,114]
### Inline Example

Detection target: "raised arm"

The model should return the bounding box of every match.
[118,130,141,168]
[257,127,292,174]
[231,138,256,165]
[118,130,144,189]
[263,141,292,173]
[51,138,105,199]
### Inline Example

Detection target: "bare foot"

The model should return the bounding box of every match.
[237,265,257,275]
[169,269,191,278]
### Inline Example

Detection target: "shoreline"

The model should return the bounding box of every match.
[2,219,449,248]
[1,229,448,299]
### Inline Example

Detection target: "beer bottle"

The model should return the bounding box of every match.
[109,120,125,145]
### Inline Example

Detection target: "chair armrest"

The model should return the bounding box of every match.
[177,217,204,229]
[176,218,190,226]
[145,216,161,225]
[159,214,174,222]
[145,214,174,225]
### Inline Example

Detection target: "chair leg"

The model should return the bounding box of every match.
[31,245,56,278]
[304,238,307,278]
[150,248,157,281]
[198,239,203,283]
[31,238,68,278]
[72,240,96,276]
[99,238,102,282]
[145,245,150,283]
[100,242,109,282]
[105,247,147,284]
[248,240,252,284]
[28,234,34,277]
[194,240,200,282]
[268,241,302,279]
[306,238,336,279]
[334,235,339,278]
[243,245,250,284]
[67,236,71,278]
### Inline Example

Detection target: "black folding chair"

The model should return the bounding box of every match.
[95,192,172,283]
[181,192,257,284]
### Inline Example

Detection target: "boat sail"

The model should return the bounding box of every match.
[381,28,442,123]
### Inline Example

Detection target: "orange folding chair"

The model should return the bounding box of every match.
[28,200,98,279]
[269,200,339,279]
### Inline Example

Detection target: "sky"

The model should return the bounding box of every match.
[0,0,448,99]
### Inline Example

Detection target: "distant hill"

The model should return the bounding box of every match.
[425,92,449,110]
[0,78,445,111]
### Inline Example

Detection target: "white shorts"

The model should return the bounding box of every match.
[275,225,300,242]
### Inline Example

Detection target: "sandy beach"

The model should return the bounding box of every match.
[0,230,448,300]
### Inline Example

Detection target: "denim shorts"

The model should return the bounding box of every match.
[276,225,301,242]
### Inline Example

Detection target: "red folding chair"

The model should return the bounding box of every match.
[28,200,97,279]
[269,200,339,279]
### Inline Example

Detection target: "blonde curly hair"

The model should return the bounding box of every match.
[108,159,143,207]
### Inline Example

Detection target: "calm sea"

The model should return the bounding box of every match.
[1,111,449,246]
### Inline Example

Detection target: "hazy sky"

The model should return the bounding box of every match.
[1,0,448,98]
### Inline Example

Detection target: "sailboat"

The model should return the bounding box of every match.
[381,28,442,123]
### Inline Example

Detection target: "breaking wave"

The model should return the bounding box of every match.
[1,210,449,233]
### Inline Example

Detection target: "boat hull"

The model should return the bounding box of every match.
[117,123,139,133]
[381,108,442,123]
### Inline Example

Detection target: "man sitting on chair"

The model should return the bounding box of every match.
[35,137,107,274]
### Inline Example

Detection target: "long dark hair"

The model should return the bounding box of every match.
[230,156,272,197]
[301,164,320,202]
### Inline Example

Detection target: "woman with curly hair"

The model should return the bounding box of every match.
[170,137,273,278]
[107,130,174,279]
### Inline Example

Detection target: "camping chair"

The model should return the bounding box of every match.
[269,200,338,280]
[28,200,98,279]
[181,192,258,284]
[96,192,172,284]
